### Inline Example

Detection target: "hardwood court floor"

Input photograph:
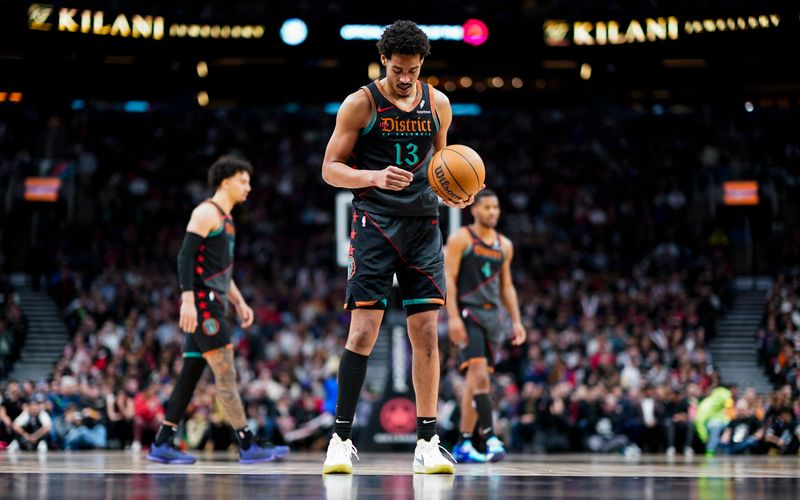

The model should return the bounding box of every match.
[1,451,799,499]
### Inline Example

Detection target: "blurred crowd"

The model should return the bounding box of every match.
[758,268,800,389]
[1,95,799,453]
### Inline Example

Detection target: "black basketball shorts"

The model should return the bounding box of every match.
[183,288,232,358]
[344,209,445,314]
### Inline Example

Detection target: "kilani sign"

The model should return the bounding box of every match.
[544,14,780,46]
[28,4,265,41]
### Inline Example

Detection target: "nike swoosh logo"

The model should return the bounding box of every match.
[377,105,395,113]
[422,419,436,424]
[415,457,425,465]
[482,428,493,434]
[335,419,350,424]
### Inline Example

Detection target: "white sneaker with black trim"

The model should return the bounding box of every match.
[323,433,359,474]
[413,435,455,474]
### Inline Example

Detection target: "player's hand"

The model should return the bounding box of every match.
[448,316,468,348]
[234,301,255,328]
[373,166,413,191]
[441,184,485,209]
[511,321,526,346]
[179,294,198,333]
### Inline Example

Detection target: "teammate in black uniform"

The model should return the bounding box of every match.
[321,20,475,474]
[445,190,525,463]
[147,156,281,464]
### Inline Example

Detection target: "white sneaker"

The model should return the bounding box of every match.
[37,440,47,453]
[413,435,455,474]
[7,440,19,453]
[683,446,694,458]
[666,446,676,457]
[131,441,142,452]
[323,433,358,474]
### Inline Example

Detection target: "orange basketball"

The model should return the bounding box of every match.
[427,144,486,203]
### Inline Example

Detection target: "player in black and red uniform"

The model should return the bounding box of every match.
[321,20,476,474]
[147,156,282,464]
[445,190,525,463]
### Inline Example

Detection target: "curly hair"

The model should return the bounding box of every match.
[207,155,253,190]
[377,20,431,58]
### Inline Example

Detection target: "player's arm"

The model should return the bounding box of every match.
[499,236,525,346]
[432,87,452,153]
[177,204,219,333]
[431,88,476,209]
[322,90,413,190]
[228,280,254,328]
[445,228,470,347]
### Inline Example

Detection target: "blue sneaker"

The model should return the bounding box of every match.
[486,436,507,462]
[452,440,488,463]
[239,440,277,464]
[146,442,197,464]
[270,444,290,460]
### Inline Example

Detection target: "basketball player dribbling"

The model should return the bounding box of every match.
[445,190,525,463]
[147,156,286,464]
[320,20,477,474]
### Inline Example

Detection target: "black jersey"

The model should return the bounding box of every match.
[457,226,504,309]
[348,80,440,217]
[193,200,235,299]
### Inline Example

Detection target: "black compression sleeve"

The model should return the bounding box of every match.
[177,232,204,292]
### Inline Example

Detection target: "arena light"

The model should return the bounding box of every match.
[368,62,381,80]
[197,91,209,107]
[24,177,61,202]
[580,63,592,80]
[723,181,758,206]
[123,100,149,112]
[324,102,341,115]
[340,20,488,45]
[280,18,308,45]
[744,101,754,112]
[451,103,482,116]
[197,61,208,78]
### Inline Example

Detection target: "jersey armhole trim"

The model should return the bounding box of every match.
[360,86,377,136]
[429,84,440,132]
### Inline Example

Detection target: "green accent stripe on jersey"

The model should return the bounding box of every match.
[207,225,224,237]
[361,107,377,136]
[463,244,473,256]
[183,351,203,359]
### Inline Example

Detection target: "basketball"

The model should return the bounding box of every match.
[427,144,486,203]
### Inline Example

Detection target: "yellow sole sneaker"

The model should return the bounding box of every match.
[322,463,353,474]
[413,462,455,474]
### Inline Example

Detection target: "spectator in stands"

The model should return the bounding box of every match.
[9,394,51,452]
[133,381,164,450]
[663,386,695,457]
[718,399,763,455]
[762,406,800,455]
[106,388,135,449]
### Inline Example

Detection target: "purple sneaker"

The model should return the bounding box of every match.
[239,441,277,464]
[146,442,197,464]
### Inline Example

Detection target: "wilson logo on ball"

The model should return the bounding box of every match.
[434,165,461,201]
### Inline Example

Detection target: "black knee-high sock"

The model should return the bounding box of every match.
[334,349,369,440]
[156,357,206,445]
[474,394,495,438]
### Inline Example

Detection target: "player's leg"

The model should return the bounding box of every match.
[324,210,393,474]
[147,295,208,464]
[398,215,453,474]
[203,345,273,463]
[147,345,206,463]
[452,315,490,463]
